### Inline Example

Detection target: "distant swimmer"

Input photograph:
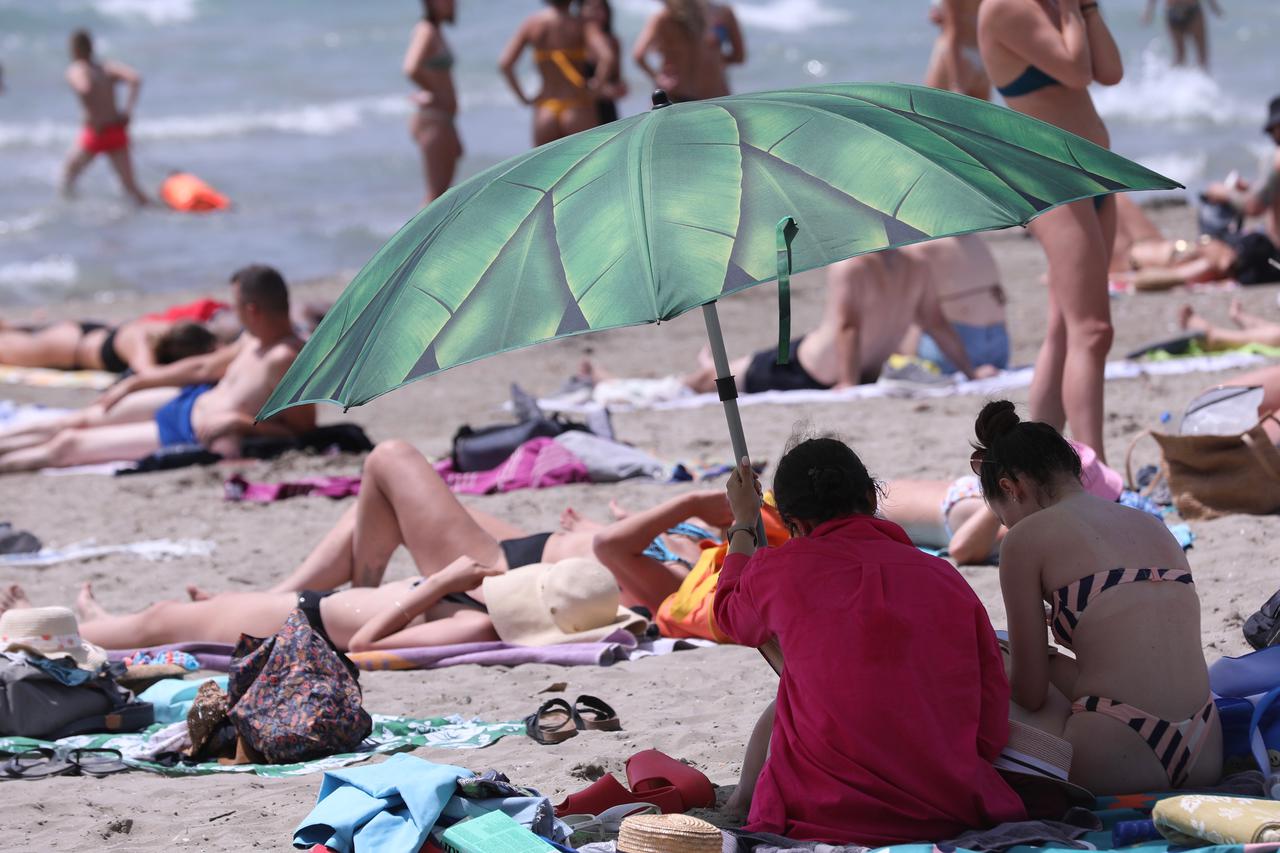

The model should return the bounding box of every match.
[633,0,742,103]
[404,0,462,205]
[500,0,616,146]
[923,0,990,100]
[1143,0,1223,69]
[60,29,148,205]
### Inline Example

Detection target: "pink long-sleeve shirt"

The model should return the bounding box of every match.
[714,514,1026,846]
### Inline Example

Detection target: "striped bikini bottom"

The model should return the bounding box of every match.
[1071,695,1218,788]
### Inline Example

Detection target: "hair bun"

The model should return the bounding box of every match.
[974,400,1021,448]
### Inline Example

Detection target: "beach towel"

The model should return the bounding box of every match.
[0,364,117,390]
[533,351,1274,416]
[107,633,711,673]
[0,714,521,778]
[0,400,73,431]
[434,437,590,495]
[293,754,572,852]
[224,473,362,503]
[1154,796,1280,846]
[0,538,215,567]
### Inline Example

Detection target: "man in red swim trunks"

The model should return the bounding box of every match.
[61,29,148,205]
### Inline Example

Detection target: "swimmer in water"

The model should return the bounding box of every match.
[1142,0,1223,70]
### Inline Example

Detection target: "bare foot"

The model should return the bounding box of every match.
[559,506,603,533]
[608,499,631,521]
[186,584,212,602]
[1229,297,1246,328]
[577,358,610,384]
[1178,304,1210,333]
[0,584,31,617]
[75,582,108,622]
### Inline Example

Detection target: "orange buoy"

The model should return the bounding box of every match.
[160,172,231,213]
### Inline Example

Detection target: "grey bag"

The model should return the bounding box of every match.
[0,654,142,738]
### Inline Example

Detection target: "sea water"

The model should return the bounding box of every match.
[0,0,1278,305]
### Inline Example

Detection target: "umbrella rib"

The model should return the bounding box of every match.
[766,117,814,154]
[729,95,1025,221]
[573,250,628,306]
[662,219,736,239]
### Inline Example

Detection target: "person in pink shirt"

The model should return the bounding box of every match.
[714,436,1026,846]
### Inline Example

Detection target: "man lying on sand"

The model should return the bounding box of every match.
[0,265,313,473]
[682,248,976,395]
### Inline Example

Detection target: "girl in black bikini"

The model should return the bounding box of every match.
[0,317,216,374]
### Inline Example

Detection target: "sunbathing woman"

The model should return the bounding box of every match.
[0,316,218,374]
[257,440,727,616]
[500,0,611,146]
[974,400,1222,794]
[714,436,1025,845]
[978,0,1123,459]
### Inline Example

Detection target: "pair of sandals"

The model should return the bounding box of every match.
[554,749,717,820]
[524,695,620,745]
[2,747,128,780]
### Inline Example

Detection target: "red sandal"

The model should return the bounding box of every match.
[625,749,715,810]
[553,772,684,818]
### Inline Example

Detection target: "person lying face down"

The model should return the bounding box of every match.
[974,400,1222,795]
[0,265,316,474]
[711,434,1025,846]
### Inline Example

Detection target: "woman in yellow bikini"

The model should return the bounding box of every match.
[500,0,611,146]
[404,0,462,204]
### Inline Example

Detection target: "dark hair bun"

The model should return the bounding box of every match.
[773,435,878,525]
[974,400,1021,449]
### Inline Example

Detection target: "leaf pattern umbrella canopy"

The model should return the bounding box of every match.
[260,83,1178,419]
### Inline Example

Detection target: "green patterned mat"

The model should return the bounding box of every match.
[0,714,523,778]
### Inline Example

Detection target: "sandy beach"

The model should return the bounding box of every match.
[1,203,1276,850]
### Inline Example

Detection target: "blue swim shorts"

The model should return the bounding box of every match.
[918,322,1011,375]
[154,383,215,447]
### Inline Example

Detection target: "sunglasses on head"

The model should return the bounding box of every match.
[969,449,991,477]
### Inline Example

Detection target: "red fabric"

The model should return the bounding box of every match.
[79,122,128,154]
[713,515,1026,846]
[144,297,230,324]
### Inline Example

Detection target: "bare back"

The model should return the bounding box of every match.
[66,60,124,130]
[799,252,930,384]
[528,8,589,100]
[647,11,727,101]
[903,235,1006,326]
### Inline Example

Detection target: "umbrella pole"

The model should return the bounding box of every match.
[702,301,784,675]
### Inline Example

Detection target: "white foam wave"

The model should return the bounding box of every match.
[0,256,79,287]
[0,94,411,150]
[91,0,198,25]
[0,211,54,237]
[614,0,852,33]
[1135,151,1208,189]
[1093,46,1257,128]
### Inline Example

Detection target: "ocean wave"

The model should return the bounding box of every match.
[614,0,852,33]
[0,94,411,150]
[0,256,79,287]
[1092,46,1258,127]
[1136,151,1208,189]
[91,0,199,25]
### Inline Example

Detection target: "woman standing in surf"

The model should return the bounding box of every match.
[978,0,1123,460]
[404,0,463,205]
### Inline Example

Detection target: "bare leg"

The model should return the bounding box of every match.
[1230,298,1277,331]
[683,354,750,394]
[269,440,505,592]
[1029,200,1113,459]
[413,114,462,205]
[0,420,161,474]
[0,386,178,456]
[1029,297,1068,431]
[724,700,775,819]
[104,147,149,205]
[61,148,95,198]
[1170,24,1188,67]
[77,582,293,649]
[1190,11,1209,69]
[0,322,82,369]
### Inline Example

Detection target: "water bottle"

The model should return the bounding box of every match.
[1180,386,1265,435]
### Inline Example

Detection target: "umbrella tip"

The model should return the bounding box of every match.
[651,89,672,110]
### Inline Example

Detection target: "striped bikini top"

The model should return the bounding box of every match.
[1049,567,1195,648]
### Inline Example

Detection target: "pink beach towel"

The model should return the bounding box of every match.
[433,436,589,495]
[225,474,362,503]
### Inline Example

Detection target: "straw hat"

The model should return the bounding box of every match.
[994,720,1096,808]
[0,606,108,671]
[617,814,723,853]
[482,558,648,647]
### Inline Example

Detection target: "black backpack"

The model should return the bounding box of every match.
[1245,588,1280,650]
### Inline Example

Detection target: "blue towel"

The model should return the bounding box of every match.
[293,753,467,852]
[139,676,229,724]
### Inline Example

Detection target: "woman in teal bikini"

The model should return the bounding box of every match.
[404,0,462,204]
[973,400,1221,794]
[978,0,1123,461]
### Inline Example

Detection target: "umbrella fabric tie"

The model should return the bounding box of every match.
[776,217,799,365]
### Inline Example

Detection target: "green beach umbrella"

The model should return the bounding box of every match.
[260,82,1177,468]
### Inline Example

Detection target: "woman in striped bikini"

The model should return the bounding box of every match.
[972,400,1221,795]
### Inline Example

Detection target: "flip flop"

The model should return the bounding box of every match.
[561,803,660,844]
[554,772,684,818]
[1125,332,1205,360]
[626,749,715,810]
[69,747,128,777]
[3,748,74,780]
[574,695,622,731]
[524,698,578,745]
